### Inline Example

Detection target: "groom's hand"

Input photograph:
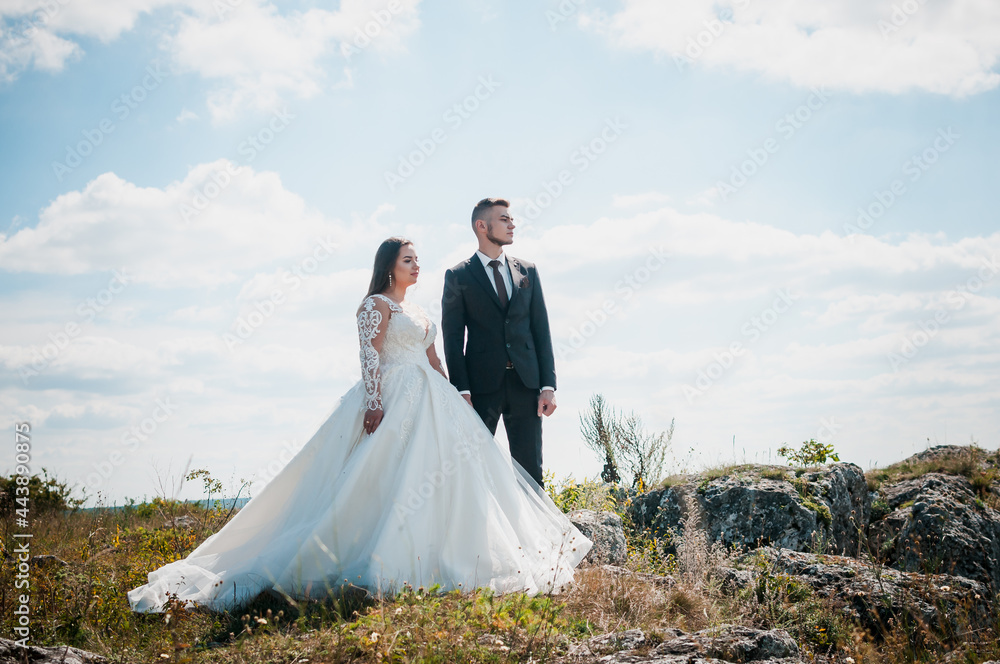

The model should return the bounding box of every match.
[538,390,556,417]
[462,394,474,407]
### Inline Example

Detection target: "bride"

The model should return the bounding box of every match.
[128,237,593,612]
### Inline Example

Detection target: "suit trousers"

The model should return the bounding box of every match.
[471,368,544,487]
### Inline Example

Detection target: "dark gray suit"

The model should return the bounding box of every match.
[441,254,556,485]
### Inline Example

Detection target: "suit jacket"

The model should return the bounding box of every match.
[441,254,557,395]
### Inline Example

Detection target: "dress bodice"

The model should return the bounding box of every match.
[356,294,437,413]
[372,294,436,367]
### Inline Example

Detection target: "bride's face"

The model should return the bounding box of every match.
[392,244,420,288]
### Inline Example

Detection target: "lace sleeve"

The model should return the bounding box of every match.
[357,296,390,412]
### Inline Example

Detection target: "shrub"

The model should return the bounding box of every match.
[777,439,840,467]
[580,394,674,491]
[0,469,83,517]
[870,497,891,521]
[970,469,996,499]
[543,473,619,515]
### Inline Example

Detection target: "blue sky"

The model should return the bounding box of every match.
[2,0,998,503]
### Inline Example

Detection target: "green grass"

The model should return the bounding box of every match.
[760,467,790,481]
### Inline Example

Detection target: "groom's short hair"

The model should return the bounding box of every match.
[471,197,510,228]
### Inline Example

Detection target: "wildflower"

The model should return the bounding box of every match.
[255,617,267,625]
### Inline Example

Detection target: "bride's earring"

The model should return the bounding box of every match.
[388,273,393,287]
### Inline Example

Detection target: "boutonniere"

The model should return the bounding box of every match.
[518,275,530,288]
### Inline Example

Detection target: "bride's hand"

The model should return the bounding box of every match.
[363,407,384,434]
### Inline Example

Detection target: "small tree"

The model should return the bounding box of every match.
[580,393,674,491]
[777,439,840,467]
[580,394,620,484]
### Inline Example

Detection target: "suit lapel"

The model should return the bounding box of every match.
[467,254,504,311]
[507,256,524,307]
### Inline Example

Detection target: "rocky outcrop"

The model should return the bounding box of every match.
[569,510,629,566]
[869,471,1000,589]
[0,639,107,663]
[621,446,1000,645]
[563,625,801,663]
[630,463,870,557]
[739,547,994,636]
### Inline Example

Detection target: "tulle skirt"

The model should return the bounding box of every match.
[128,358,592,612]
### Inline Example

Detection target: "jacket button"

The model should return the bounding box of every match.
[505,318,510,324]
[506,343,511,348]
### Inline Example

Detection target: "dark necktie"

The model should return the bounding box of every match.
[488,259,509,308]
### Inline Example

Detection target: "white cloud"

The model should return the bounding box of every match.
[0,0,180,81]
[172,0,421,120]
[175,107,198,123]
[0,159,351,287]
[612,191,671,208]
[1,0,422,120]
[582,0,1000,96]
[0,19,79,81]
[685,186,720,208]
[167,305,226,323]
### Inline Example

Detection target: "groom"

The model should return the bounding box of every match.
[442,197,557,487]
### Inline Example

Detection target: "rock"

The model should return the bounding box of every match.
[598,564,675,590]
[743,547,993,636]
[477,633,505,647]
[569,509,628,566]
[715,566,755,592]
[631,463,870,556]
[868,471,1000,589]
[652,625,799,661]
[163,515,197,529]
[562,626,802,663]
[816,463,871,554]
[565,628,648,658]
[0,639,107,663]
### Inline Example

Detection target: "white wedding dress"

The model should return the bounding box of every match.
[128,293,592,612]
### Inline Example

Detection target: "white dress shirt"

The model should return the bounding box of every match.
[460,251,554,396]
[475,250,512,299]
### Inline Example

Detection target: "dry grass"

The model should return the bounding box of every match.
[866,445,1000,491]
[561,565,672,634]
[0,496,226,662]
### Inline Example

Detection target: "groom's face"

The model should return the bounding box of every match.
[483,206,515,247]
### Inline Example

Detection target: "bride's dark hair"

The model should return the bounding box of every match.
[366,237,413,297]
